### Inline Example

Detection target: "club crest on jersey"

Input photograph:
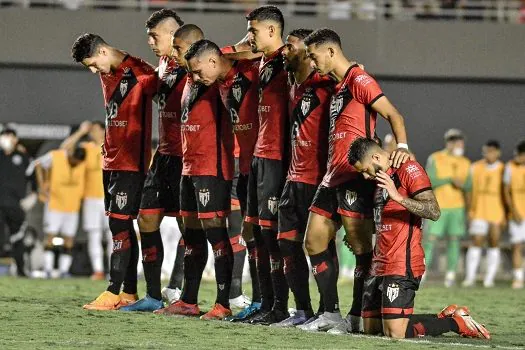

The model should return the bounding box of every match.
[120,80,128,96]
[166,72,178,88]
[345,190,357,207]
[116,192,128,210]
[330,94,344,117]
[232,84,242,103]
[261,65,273,85]
[268,196,279,215]
[230,108,240,124]
[199,188,210,207]
[386,283,399,302]
[301,97,311,116]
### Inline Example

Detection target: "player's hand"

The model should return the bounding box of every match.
[512,210,523,223]
[376,170,403,203]
[79,121,92,135]
[234,33,253,52]
[390,148,412,168]
[38,189,49,203]
[20,193,37,212]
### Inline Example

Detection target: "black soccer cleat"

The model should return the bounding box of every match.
[250,308,290,326]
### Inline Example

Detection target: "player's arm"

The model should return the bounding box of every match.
[503,164,522,222]
[425,155,452,189]
[370,96,411,168]
[376,170,441,221]
[60,121,91,152]
[34,162,50,203]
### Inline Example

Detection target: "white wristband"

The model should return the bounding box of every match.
[397,143,409,150]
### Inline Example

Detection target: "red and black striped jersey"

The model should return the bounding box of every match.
[321,64,384,187]
[100,55,156,173]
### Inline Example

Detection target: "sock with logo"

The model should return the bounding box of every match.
[253,225,274,311]
[107,218,132,295]
[168,237,185,290]
[279,238,311,313]
[180,228,208,305]
[228,210,246,299]
[122,220,139,295]
[405,314,459,337]
[350,251,372,317]
[309,247,339,313]
[206,226,234,307]
[140,229,164,300]
[261,227,289,312]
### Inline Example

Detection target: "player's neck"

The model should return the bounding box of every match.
[218,57,234,82]
[109,49,127,72]
[293,63,313,85]
[330,57,354,82]
[263,41,284,58]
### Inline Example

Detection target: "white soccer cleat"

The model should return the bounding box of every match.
[229,294,252,309]
[461,279,475,288]
[298,312,343,332]
[483,280,495,288]
[161,287,181,305]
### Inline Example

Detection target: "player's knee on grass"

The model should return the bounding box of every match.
[383,318,409,339]
[341,217,374,255]
[363,317,383,335]
[137,212,162,232]
[201,216,226,230]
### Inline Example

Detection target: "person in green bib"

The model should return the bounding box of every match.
[424,129,472,287]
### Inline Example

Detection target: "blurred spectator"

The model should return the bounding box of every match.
[328,0,352,20]
[0,128,37,276]
[424,129,471,287]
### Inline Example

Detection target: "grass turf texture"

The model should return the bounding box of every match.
[0,277,524,349]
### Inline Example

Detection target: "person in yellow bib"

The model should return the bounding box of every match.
[503,140,525,289]
[462,140,505,288]
[34,147,86,278]
[61,121,110,281]
[424,129,471,287]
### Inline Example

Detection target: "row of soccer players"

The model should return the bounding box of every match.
[71,6,490,339]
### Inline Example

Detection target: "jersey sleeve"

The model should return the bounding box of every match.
[351,71,384,106]
[503,163,512,185]
[400,162,433,197]
[141,71,158,96]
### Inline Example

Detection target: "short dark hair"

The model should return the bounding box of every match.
[246,6,284,34]
[173,24,204,42]
[71,33,107,63]
[184,39,222,62]
[485,140,501,149]
[0,128,17,137]
[72,147,86,161]
[288,28,313,41]
[146,9,184,29]
[348,137,380,166]
[304,28,342,48]
[516,140,525,155]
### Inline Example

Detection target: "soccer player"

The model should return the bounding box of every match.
[184,39,263,321]
[463,140,505,288]
[301,28,410,332]
[120,8,187,312]
[72,34,157,310]
[504,140,525,289]
[154,24,235,320]
[60,121,109,281]
[239,5,293,325]
[34,147,86,278]
[424,129,471,288]
[349,137,490,340]
[271,28,333,327]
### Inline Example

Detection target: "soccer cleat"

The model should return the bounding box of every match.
[153,299,200,316]
[298,312,343,332]
[161,287,181,305]
[225,302,261,322]
[90,272,106,281]
[444,271,456,288]
[452,307,491,339]
[200,303,232,320]
[483,280,495,288]
[229,294,252,309]
[512,279,524,289]
[120,294,164,312]
[250,308,290,325]
[270,310,311,328]
[83,291,120,311]
[437,304,459,318]
[298,313,321,329]
[462,279,475,288]
[116,292,138,309]
[327,313,362,334]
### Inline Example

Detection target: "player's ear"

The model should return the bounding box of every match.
[268,24,275,38]
[328,47,335,58]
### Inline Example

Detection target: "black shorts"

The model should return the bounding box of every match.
[245,156,286,229]
[278,180,317,241]
[139,152,182,217]
[231,158,249,215]
[309,185,341,222]
[361,274,421,320]
[103,170,145,220]
[334,177,376,219]
[180,175,232,219]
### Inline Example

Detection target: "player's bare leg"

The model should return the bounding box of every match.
[484,224,502,287]
[512,242,524,289]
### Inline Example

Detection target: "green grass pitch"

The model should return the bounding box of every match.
[0,277,524,349]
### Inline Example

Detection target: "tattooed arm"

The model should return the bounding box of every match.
[399,190,441,221]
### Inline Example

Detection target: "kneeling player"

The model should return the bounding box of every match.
[348,137,490,340]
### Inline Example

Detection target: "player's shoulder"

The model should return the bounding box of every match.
[348,65,376,86]
[128,55,155,76]
[309,72,335,92]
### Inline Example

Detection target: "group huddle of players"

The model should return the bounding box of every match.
[71,6,491,340]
